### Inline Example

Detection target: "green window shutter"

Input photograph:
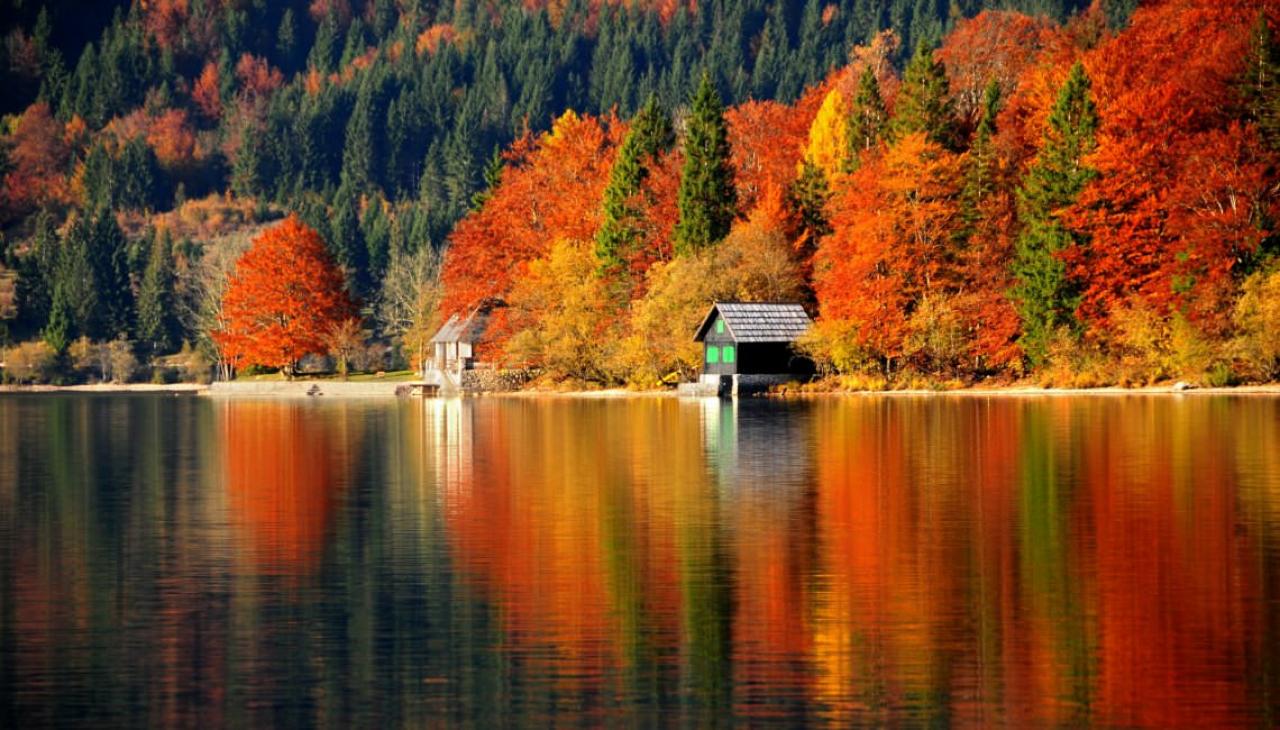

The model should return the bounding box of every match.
[723,345,735,363]
[715,318,724,334]
[706,345,719,364]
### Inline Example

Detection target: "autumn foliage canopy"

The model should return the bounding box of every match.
[214,216,356,372]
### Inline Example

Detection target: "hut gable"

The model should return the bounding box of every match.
[694,302,812,343]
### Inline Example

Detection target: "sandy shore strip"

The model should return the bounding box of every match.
[0,383,208,394]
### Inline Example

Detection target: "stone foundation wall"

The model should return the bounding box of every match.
[459,368,536,393]
[678,373,803,397]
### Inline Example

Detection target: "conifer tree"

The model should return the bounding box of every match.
[86,210,134,340]
[470,145,504,211]
[674,73,737,255]
[789,158,833,265]
[43,281,73,354]
[137,229,177,355]
[1240,11,1280,150]
[957,80,1002,244]
[847,65,889,169]
[1011,62,1098,366]
[890,39,958,150]
[596,95,674,273]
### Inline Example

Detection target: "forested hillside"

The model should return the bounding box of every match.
[5,0,1277,390]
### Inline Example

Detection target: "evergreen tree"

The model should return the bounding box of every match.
[1240,11,1280,150]
[276,8,299,70]
[847,65,888,168]
[470,145,504,211]
[331,184,368,295]
[673,74,737,255]
[890,39,958,150]
[342,77,384,190]
[85,210,134,340]
[136,229,178,355]
[789,159,833,251]
[1011,62,1098,366]
[596,95,674,273]
[309,10,340,74]
[43,281,74,354]
[957,80,1002,243]
[15,211,58,336]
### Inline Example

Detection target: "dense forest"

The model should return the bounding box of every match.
[2,0,1276,389]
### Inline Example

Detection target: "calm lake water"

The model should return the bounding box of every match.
[1,394,1278,727]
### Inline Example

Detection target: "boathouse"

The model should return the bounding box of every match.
[429,298,503,373]
[691,301,813,395]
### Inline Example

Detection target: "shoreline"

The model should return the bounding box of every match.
[0,383,208,395]
[2,381,1278,398]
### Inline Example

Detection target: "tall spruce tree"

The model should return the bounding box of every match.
[136,228,177,355]
[1241,11,1280,151]
[673,74,737,255]
[86,210,134,340]
[1011,62,1098,366]
[596,95,675,273]
[847,65,889,168]
[957,80,1002,244]
[889,39,958,150]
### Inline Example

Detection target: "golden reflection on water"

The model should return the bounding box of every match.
[1,394,1278,726]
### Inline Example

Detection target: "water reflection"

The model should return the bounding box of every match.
[0,394,1278,726]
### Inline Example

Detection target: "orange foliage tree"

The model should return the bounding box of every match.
[0,103,71,221]
[439,110,622,351]
[213,215,357,374]
[816,133,968,369]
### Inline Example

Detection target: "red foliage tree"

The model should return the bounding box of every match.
[1064,0,1276,333]
[727,100,813,213]
[936,10,1060,130]
[214,216,357,374]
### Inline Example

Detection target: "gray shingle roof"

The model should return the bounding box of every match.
[430,301,499,344]
[694,301,812,343]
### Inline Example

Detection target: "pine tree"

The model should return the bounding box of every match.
[789,158,833,247]
[1011,62,1098,366]
[470,145,504,211]
[43,281,74,354]
[136,229,177,355]
[331,184,368,295]
[596,95,674,273]
[847,65,888,168]
[674,74,737,255]
[957,80,1002,244]
[890,39,958,150]
[1240,11,1280,150]
[86,211,134,340]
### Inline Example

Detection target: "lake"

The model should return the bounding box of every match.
[1,394,1278,726]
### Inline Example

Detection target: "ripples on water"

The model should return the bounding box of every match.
[0,394,1278,727]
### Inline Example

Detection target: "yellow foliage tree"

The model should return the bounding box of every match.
[506,238,621,383]
[803,88,852,181]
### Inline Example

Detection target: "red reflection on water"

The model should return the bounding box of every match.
[220,401,354,574]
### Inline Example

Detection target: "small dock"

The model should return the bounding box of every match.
[406,381,441,397]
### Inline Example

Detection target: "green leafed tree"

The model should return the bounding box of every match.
[889,39,958,150]
[674,74,737,256]
[1011,62,1098,366]
[596,95,675,275]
